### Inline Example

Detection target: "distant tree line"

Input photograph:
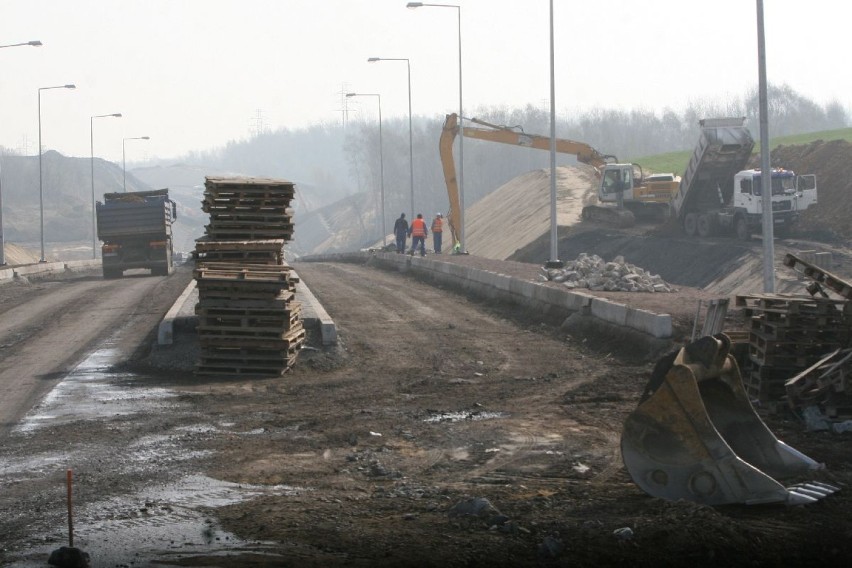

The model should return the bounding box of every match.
[161,84,849,248]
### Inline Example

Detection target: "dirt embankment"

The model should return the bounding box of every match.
[770,138,852,240]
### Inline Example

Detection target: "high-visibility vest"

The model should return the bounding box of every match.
[431,217,443,233]
[411,218,427,237]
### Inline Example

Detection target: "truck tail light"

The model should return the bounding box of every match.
[148,240,167,248]
[103,244,120,253]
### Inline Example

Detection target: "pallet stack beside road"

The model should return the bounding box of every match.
[737,292,852,407]
[193,177,305,377]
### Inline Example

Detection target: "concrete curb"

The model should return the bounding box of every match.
[299,251,672,339]
[1,259,102,284]
[155,269,339,348]
[157,280,197,346]
[293,272,338,346]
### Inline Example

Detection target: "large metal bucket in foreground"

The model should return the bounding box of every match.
[621,334,838,505]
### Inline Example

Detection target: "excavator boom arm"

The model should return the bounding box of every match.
[438,113,616,248]
[438,114,463,249]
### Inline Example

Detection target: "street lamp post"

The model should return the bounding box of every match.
[0,40,42,49]
[368,57,414,219]
[123,136,150,192]
[346,92,386,247]
[0,39,42,266]
[545,0,563,269]
[91,113,122,258]
[38,83,76,263]
[407,2,464,252]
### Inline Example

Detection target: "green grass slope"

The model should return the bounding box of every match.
[634,127,852,175]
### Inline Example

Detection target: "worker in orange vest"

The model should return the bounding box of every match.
[431,213,444,254]
[408,213,428,257]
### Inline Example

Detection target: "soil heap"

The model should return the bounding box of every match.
[770,138,852,240]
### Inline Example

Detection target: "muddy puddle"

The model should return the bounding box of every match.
[1,346,307,566]
[424,410,509,423]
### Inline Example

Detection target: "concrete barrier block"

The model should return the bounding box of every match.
[13,262,64,278]
[590,297,628,326]
[158,280,198,345]
[509,278,531,297]
[626,307,672,339]
[531,283,568,307]
[492,274,512,292]
[565,291,594,312]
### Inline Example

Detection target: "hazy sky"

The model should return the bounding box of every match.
[1,0,849,162]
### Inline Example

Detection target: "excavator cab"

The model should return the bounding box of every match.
[621,334,838,506]
[600,165,633,199]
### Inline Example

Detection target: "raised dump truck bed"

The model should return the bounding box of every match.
[669,118,816,239]
[670,117,755,225]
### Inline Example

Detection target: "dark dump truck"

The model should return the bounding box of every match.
[96,188,177,278]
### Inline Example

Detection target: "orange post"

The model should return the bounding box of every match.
[66,469,74,548]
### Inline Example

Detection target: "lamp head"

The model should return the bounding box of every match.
[407,2,423,8]
[29,40,43,47]
[64,84,76,89]
[367,57,380,62]
[346,93,357,98]
[141,136,150,140]
[112,113,122,118]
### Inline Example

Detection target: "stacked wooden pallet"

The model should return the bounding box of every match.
[194,176,304,377]
[195,238,285,266]
[736,293,852,406]
[202,176,296,241]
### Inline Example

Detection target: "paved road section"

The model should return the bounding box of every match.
[0,266,193,438]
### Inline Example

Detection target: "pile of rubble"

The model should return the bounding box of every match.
[542,253,675,293]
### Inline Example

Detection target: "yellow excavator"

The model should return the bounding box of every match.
[438,113,680,248]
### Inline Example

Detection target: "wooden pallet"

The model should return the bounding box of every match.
[736,293,847,316]
[196,301,301,318]
[195,239,285,251]
[783,253,852,300]
[196,287,295,303]
[204,209,294,220]
[204,229,295,241]
[194,263,295,283]
[205,175,295,188]
[198,328,306,352]
[196,296,295,309]
[749,317,848,341]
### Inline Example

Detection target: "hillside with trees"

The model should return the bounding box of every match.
[0,84,847,259]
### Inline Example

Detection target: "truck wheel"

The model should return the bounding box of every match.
[735,218,750,241]
[697,214,713,237]
[683,213,698,236]
[103,267,121,279]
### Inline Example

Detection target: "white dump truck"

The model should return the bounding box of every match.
[670,117,817,239]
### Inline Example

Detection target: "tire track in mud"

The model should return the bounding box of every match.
[294,261,594,489]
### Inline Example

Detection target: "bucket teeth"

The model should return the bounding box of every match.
[621,334,839,507]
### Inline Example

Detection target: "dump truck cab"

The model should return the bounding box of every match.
[729,168,818,239]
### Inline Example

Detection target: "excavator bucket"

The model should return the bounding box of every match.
[621,334,839,506]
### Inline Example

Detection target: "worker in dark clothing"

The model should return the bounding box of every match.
[408,213,428,257]
[431,212,443,254]
[393,213,409,254]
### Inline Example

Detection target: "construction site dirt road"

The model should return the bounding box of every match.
[1,254,850,567]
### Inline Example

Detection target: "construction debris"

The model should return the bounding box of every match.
[193,177,305,377]
[786,348,852,428]
[737,293,852,406]
[542,253,674,292]
[728,253,852,424]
